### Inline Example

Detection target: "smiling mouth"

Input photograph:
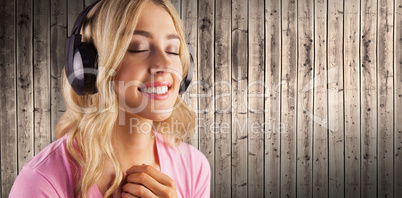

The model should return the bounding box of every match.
[137,81,172,95]
[138,85,170,95]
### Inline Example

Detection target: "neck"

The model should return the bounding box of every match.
[112,109,156,166]
[96,109,160,196]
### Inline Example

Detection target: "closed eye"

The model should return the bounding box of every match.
[128,49,149,53]
[167,52,180,56]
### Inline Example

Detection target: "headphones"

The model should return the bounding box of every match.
[65,0,194,96]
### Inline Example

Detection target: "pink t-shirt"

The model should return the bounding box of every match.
[9,131,211,197]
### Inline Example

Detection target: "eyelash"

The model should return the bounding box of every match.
[128,50,179,56]
[167,52,180,56]
[128,50,148,53]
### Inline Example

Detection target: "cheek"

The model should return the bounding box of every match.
[114,71,142,99]
[172,63,184,82]
[115,61,147,86]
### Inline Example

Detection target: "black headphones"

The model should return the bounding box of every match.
[65,0,194,96]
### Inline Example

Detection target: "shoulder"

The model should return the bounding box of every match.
[155,132,211,197]
[9,135,79,198]
[155,132,210,173]
[176,142,211,174]
[176,142,211,195]
[23,135,69,168]
[9,166,60,197]
[21,135,78,174]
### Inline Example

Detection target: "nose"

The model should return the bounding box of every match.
[149,47,173,76]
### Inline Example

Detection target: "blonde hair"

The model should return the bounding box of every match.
[56,0,195,197]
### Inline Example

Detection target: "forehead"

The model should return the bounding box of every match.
[134,2,177,35]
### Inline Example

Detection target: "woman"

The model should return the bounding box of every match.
[9,0,210,197]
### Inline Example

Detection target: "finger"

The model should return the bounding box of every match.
[122,182,156,198]
[121,191,140,198]
[126,164,176,187]
[126,172,167,196]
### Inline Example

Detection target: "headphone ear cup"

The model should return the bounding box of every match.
[69,42,98,95]
[179,44,194,95]
[65,0,101,95]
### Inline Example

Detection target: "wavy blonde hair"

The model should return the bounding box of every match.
[56,0,196,197]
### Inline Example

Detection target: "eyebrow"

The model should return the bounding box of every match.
[133,30,180,41]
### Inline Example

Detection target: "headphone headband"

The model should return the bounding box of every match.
[71,0,101,35]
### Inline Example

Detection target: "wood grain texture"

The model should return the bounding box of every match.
[67,0,83,35]
[214,0,231,196]
[231,0,248,197]
[181,0,198,148]
[281,0,297,197]
[377,0,394,197]
[297,0,314,197]
[0,0,16,196]
[85,0,98,7]
[170,0,181,17]
[50,0,67,141]
[327,0,345,197]
[360,0,377,197]
[264,0,281,197]
[313,0,328,197]
[16,0,34,173]
[395,0,402,197]
[198,0,215,197]
[344,0,361,197]
[33,0,51,154]
[248,0,264,197]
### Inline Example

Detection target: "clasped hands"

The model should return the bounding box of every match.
[118,164,178,198]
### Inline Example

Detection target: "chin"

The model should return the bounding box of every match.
[149,112,172,122]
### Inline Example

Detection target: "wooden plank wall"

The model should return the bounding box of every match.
[344,0,361,197]
[1,0,402,197]
[395,1,402,197]
[328,0,344,197]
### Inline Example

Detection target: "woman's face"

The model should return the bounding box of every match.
[115,2,183,121]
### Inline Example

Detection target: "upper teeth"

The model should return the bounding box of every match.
[142,86,169,95]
